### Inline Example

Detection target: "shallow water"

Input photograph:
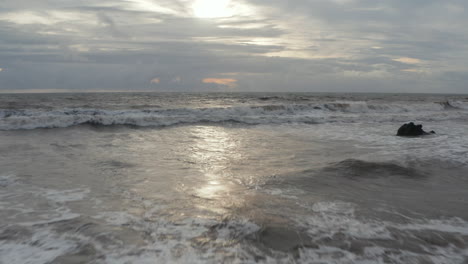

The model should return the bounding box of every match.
[1,93,468,263]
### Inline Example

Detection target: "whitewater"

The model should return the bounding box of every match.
[1,92,468,263]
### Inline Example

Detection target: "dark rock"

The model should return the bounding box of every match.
[397,122,435,137]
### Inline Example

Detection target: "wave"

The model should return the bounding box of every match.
[0,106,316,130]
[321,159,427,179]
[1,100,467,130]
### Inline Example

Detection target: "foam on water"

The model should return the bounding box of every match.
[292,201,468,263]
[0,174,262,263]
[0,175,91,264]
[0,230,78,264]
[1,99,467,130]
[0,174,88,225]
[85,200,468,263]
[1,93,468,263]
[43,188,90,203]
[302,201,392,240]
[2,178,468,264]
[0,174,16,187]
[402,218,468,234]
[92,211,263,264]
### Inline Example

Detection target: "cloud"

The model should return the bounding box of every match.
[402,69,425,73]
[392,57,422,64]
[171,76,182,83]
[203,78,237,88]
[150,77,160,84]
[0,0,467,93]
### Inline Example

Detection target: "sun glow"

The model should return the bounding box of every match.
[192,0,233,18]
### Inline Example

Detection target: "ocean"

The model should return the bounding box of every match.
[0,92,467,263]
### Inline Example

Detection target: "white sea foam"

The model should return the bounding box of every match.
[1,100,467,130]
[43,188,90,203]
[0,174,17,187]
[94,211,142,226]
[0,175,89,226]
[92,210,262,264]
[305,201,468,236]
[0,177,93,263]
[0,230,77,264]
[303,201,393,239]
[2,196,468,263]
[401,218,468,234]
[292,201,468,264]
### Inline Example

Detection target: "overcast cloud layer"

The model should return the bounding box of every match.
[0,0,467,93]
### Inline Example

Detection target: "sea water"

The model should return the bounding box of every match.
[0,93,467,263]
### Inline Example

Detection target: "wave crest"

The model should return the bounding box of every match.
[1,100,467,130]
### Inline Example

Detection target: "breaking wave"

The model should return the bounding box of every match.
[1,100,467,130]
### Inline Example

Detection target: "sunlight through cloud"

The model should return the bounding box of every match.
[203,78,237,88]
[192,0,233,18]
[392,57,422,64]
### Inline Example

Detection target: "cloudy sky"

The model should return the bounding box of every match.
[0,0,467,93]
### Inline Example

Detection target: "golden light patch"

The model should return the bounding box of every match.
[203,78,237,88]
[150,78,160,84]
[393,57,422,64]
[402,69,424,73]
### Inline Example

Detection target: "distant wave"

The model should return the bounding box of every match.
[0,106,313,130]
[1,100,467,130]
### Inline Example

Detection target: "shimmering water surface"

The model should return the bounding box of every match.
[1,93,468,263]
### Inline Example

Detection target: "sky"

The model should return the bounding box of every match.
[0,0,467,93]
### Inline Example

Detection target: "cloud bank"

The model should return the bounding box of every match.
[0,0,467,93]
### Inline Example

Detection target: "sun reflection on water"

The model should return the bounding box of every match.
[188,125,242,201]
